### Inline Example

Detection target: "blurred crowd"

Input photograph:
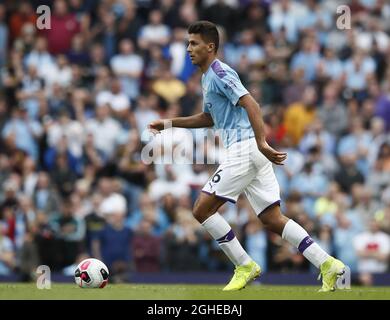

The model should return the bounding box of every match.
[0,0,390,285]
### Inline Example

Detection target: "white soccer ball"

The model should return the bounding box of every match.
[74,258,109,288]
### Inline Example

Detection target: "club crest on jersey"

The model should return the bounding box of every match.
[211,60,227,78]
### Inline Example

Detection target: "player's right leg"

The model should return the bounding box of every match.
[194,190,260,291]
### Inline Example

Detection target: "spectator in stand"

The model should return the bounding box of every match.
[343,50,376,102]
[353,219,390,285]
[46,110,84,158]
[337,116,372,177]
[0,5,7,68]
[2,105,43,161]
[163,207,202,271]
[8,1,36,42]
[67,33,90,66]
[374,188,390,234]
[290,160,329,218]
[85,97,124,161]
[152,64,186,104]
[16,64,45,120]
[299,118,335,156]
[87,43,107,79]
[138,9,171,50]
[126,192,169,237]
[134,94,160,135]
[291,35,321,82]
[164,27,197,83]
[52,157,79,200]
[318,83,348,137]
[117,1,143,44]
[44,135,80,175]
[367,141,390,199]
[335,152,365,194]
[374,81,390,131]
[32,171,61,216]
[333,212,359,273]
[268,0,302,44]
[0,226,15,275]
[132,219,161,272]
[284,85,318,146]
[226,28,265,69]
[51,199,85,268]
[44,0,81,55]
[110,38,143,102]
[24,36,55,81]
[96,79,131,123]
[91,9,117,61]
[92,197,133,283]
[316,47,343,82]
[83,193,105,254]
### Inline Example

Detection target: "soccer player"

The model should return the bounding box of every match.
[148,21,345,292]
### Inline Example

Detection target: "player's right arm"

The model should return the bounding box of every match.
[148,112,214,133]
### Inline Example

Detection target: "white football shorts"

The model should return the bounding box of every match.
[202,138,281,215]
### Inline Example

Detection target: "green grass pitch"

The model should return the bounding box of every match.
[0,283,390,300]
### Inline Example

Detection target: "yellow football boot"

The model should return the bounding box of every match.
[318,257,346,292]
[223,261,261,291]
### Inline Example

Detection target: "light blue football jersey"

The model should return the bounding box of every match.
[201,59,255,148]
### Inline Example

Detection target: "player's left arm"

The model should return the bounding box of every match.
[239,94,287,165]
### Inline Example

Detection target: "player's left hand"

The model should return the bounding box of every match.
[259,141,287,165]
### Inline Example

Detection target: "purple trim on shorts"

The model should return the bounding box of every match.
[217,229,235,244]
[201,190,236,203]
[257,200,281,216]
[211,60,227,78]
[298,236,314,253]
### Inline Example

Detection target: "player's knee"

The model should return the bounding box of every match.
[259,207,288,235]
[192,200,212,223]
[260,217,272,231]
[192,203,205,222]
[262,220,279,233]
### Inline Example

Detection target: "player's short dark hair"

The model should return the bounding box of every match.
[188,21,219,53]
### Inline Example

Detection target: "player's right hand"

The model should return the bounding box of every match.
[148,119,165,135]
[259,141,287,165]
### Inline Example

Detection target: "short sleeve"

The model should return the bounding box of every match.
[213,69,249,106]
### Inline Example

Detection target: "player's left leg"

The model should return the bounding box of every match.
[244,161,345,292]
[258,204,346,292]
[193,191,252,267]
